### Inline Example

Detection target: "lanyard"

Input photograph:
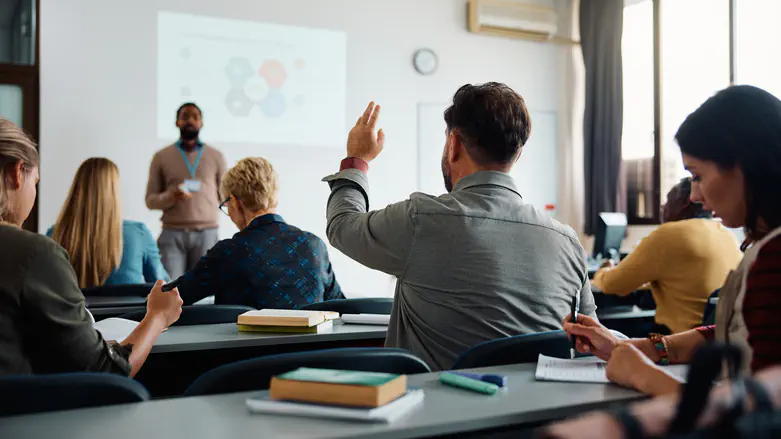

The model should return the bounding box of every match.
[177,144,203,179]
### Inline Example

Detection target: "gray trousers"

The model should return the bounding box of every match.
[158,228,219,280]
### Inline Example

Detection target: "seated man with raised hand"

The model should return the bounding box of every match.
[592,177,742,334]
[322,83,597,370]
[175,157,344,309]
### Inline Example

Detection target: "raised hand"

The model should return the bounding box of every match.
[347,101,385,163]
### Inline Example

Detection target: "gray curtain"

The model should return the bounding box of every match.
[580,0,624,235]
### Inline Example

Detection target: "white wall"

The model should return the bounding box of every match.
[40,0,561,296]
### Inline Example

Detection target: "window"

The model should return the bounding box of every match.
[622,0,656,222]
[660,0,730,200]
[621,0,731,225]
[735,0,781,96]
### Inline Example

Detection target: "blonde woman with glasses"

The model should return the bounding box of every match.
[0,118,181,377]
[48,158,169,288]
[175,157,343,309]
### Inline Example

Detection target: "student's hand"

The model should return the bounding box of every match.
[606,343,658,391]
[171,185,193,203]
[562,314,620,361]
[540,411,625,439]
[346,101,385,163]
[146,280,183,327]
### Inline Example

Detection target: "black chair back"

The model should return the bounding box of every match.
[300,298,393,315]
[120,305,255,326]
[451,330,571,370]
[0,372,149,416]
[81,283,154,297]
[184,347,430,396]
[702,288,721,326]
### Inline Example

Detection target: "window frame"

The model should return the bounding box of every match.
[624,0,736,225]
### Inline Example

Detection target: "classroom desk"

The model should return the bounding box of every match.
[85,296,147,319]
[597,306,656,338]
[0,363,646,439]
[136,322,388,397]
[152,322,388,354]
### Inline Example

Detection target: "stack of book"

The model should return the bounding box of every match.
[246,367,424,423]
[236,309,339,333]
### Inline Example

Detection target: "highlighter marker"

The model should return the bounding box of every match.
[450,371,507,388]
[439,372,499,395]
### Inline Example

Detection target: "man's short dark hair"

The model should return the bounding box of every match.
[176,102,202,119]
[443,82,531,165]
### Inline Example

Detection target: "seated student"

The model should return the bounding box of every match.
[592,177,742,334]
[563,85,781,396]
[542,365,781,439]
[0,118,182,376]
[322,83,597,370]
[176,157,343,308]
[47,158,169,288]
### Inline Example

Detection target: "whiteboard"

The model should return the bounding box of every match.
[416,103,558,210]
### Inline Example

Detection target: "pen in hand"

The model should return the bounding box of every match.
[161,278,181,292]
[570,293,580,359]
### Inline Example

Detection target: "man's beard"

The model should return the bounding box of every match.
[180,126,200,141]
[441,156,453,193]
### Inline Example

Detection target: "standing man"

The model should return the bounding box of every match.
[146,103,227,279]
[323,83,596,370]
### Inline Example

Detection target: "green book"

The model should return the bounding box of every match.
[277,368,400,386]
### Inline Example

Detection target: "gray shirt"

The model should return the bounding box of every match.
[323,169,596,370]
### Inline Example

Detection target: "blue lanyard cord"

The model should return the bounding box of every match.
[177,145,203,179]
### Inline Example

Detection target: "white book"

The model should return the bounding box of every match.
[341,314,390,326]
[246,389,424,423]
[94,317,140,342]
[535,354,688,384]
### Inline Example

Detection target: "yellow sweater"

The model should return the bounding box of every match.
[592,219,743,334]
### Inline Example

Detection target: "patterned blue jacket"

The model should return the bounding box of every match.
[178,214,343,309]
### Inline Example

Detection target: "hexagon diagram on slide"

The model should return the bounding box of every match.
[224,57,289,118]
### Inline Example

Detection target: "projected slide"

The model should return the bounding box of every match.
[157,12,347,146]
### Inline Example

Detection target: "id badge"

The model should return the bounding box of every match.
[183,179,202,192]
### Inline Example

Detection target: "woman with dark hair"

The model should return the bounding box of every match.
[592,177,741,334]
[562,85,781,396]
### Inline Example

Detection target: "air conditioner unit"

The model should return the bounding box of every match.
[468,0,560,42]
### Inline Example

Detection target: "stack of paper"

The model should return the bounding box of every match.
[246,389,424,423]
[93,318,140,342]
[237,309,338,333]
[535,354,688,383]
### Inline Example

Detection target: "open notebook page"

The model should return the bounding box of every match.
[535,354,688,383]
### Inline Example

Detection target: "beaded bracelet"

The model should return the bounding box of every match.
[648,333,670,365]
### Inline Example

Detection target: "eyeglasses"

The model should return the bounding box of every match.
[219,196,231,216]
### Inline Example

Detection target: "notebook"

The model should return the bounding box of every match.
[246,389,424,423]
[341,314,390,326]
[535,354,688,383]
[93,318,139,342]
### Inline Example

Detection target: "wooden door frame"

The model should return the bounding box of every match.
[0,0,40,231]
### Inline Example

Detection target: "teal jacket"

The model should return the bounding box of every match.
[46,220,169,285]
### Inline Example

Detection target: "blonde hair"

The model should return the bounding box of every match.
[52,158,122,288]
[221,157,279,212]
[0,118,39,222]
